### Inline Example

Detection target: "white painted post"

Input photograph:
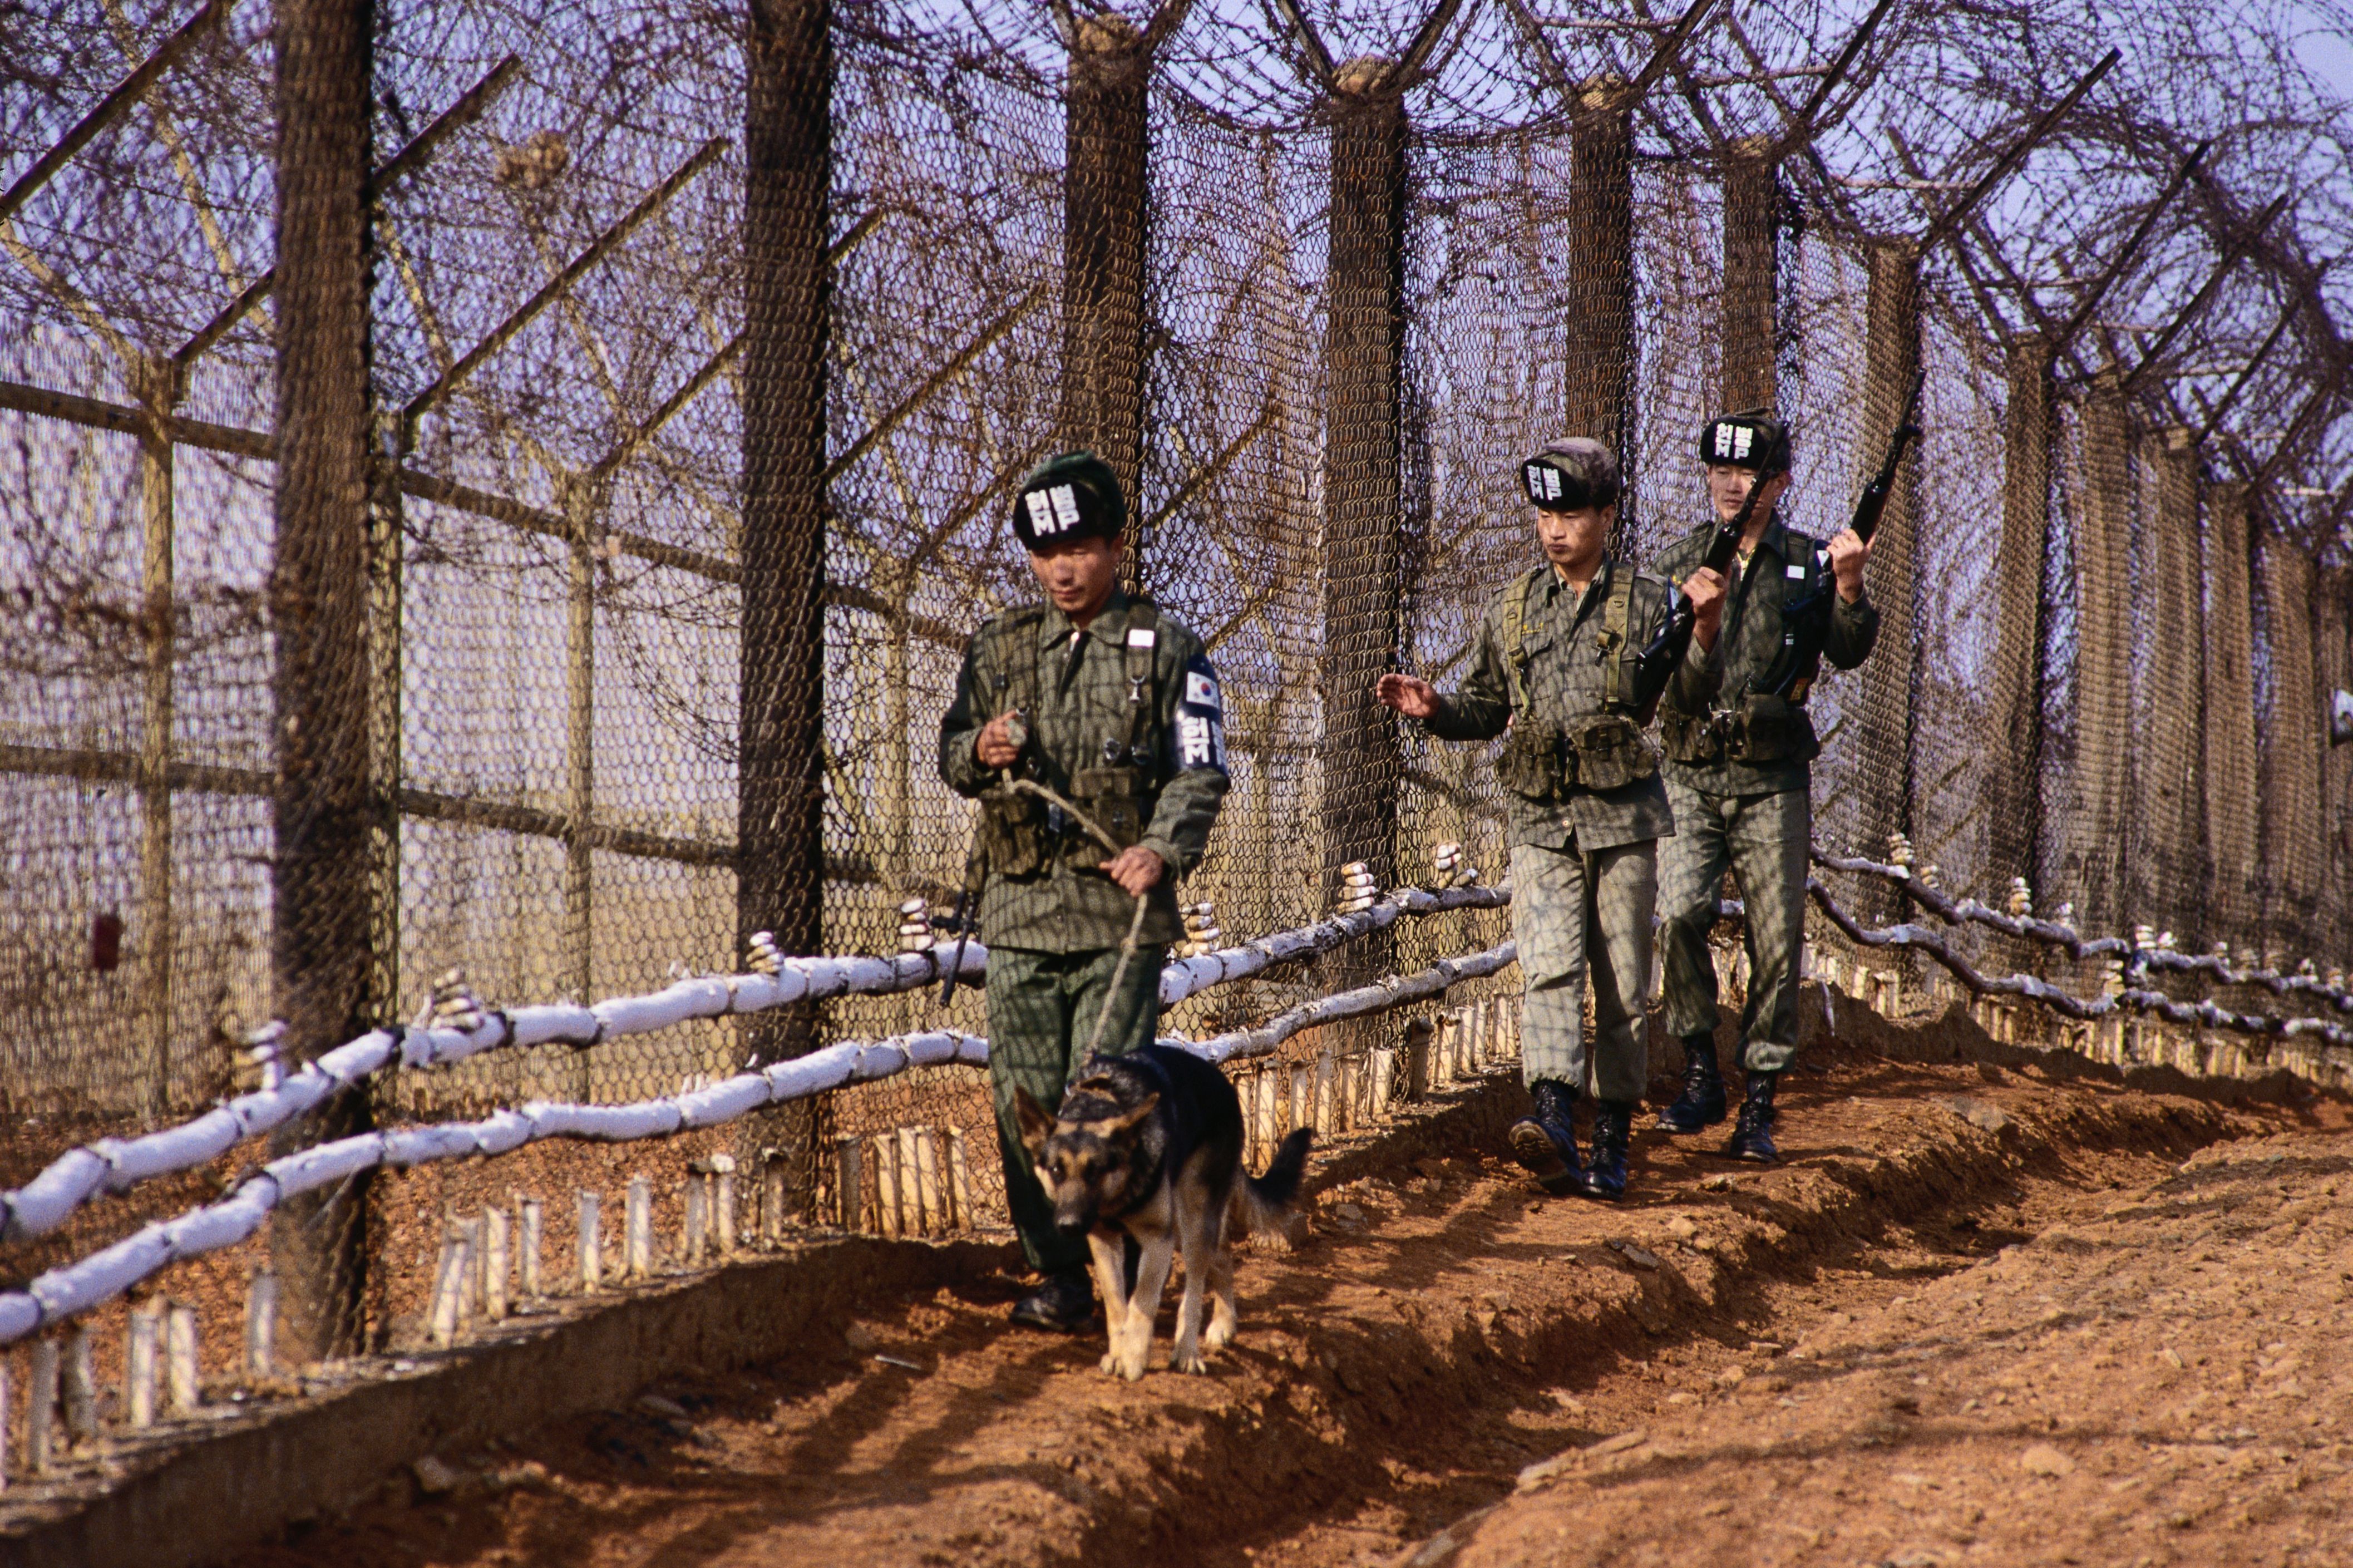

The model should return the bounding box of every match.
[944,1126,973,1230]
[684,1176,708,1265]
[1289,1062,1311,1131]
[428,1236,467,1347]
[762,1147,789,1244]
[625,1176,654,1277]
[128,1304,160,1428]
[1313,1051,1336,1134]
[873,1135,902,1239]
[578,1190,603,1293]
[519,1195,544,1300]
[715,1170,738,1255]
[456,1217,484,1325]
[165,1305,199,1414]
[27,1340,57,1472]
[62,1329,96,1448]
[484,1206,511,1320]
[244,1269,279,1377]
[910,1128,944,1236]
[1370,1047,1395,1115]
[835,1137,864,1232]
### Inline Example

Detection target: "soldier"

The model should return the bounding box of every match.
[1650,410,1878,1162]
[1377,438,1725,1200]
[939,450,1230,1332]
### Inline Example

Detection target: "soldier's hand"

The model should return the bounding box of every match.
[1681,566,1728,651]
[1828,528,1871,601]
[1101,844,1166,896]
[975,712,1022,769]
[1376,673,1439,719]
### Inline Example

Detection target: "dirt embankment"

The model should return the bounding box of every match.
[222,1029,2321,1568]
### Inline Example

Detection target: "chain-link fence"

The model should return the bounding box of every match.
[4,0,2349,1353]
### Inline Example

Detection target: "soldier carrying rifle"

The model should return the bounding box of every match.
[1650,406,1895,1162]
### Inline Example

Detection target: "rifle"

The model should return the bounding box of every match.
[1848,367,1925,544]
[1651,443,1789,678]
[936,881,978,1007]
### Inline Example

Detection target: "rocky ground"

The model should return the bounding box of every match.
[217,1018,2350,1568]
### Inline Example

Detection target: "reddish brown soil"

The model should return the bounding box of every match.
[221,1047,2330,1568]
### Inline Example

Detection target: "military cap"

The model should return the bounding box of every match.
[1011,450,1126,550]
[1700,408,1790,472]
[1520,436,1622,513]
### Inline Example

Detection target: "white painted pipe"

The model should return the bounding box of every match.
[428,1238,468,1347]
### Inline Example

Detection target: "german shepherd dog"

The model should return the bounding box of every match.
[1014,1043,1313,1380]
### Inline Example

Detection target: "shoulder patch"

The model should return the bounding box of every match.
[1173,650,1227,774]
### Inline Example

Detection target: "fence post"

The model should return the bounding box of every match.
[268,0,379,1363]
[1566,79,1634,483]
[561,477,596,1020]
[2064,371,2134,929]
[740,0,833,1210]
[1317,57,1408,971]
[2319,566,2353,956]
[1059,10,1151,587]
[2134,426,2204,944]
[1854,238,1922,906]
[2202,479,2260,947]
[2255,525,2323,955]
[1720,136,1778,412]
[135,357,177,1120]
[1987,329,2052,896]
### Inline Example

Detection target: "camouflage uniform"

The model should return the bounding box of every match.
[939,589,1228,1275]
[1419,559,1719,1100]
[1650,516,1878,1073]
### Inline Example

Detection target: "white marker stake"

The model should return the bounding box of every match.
[944,1126,973,1231]
[715,1171,738,1255]
[684,1177,707,1265]
[62,1329,96,1447]
[244,1270,278,1378]
[127,1305,159,1428]
[165,1305,199,1414]
[519,1196,544,1300]
[625,1177,653,1278]
[578,1191,603,1293]
[484,1206,511,1320]
[428,1237,466,1348]
[27,1340,57,1472]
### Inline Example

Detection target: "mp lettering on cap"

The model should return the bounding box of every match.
[1026,491,1059,534]
[1544,467,1562,500]
[1049,484,1081,532]
[1714,425,1734,458]
[1732,426,1753,459]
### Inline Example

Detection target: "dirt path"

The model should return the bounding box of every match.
[220,1044,2329,1568]
[1391,1125,2353,1568]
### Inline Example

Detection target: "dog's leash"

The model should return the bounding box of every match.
[1000,778,1155,1058]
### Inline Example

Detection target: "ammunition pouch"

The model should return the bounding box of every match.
[1066,766,1150,856]
[1495,718,1567,801]
[1725,692,1816,765]
[1567,712,1659,793]
[1659,704,1721,766]
[978,785,1049,877]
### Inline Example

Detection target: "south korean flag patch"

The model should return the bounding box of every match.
[1173,652,1227,775]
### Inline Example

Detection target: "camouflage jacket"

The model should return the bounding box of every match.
[940,591,1229,953]
[1650,514,1880,798]
[1421,557,1720,852]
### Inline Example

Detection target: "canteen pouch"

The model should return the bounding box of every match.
[1728,692,1814,765]
[978,785,1049,877]
[1569,712,1659,793]
[1495,718,1568,801]
[1068,766,1148,854]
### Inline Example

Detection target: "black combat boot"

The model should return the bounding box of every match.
[1508,1079,1584,1196]
[1009,1269,1098,1333]
[1654,1033,1728,1133]
[1577,1101,1636,1200]
[1725,1071,1780,1163]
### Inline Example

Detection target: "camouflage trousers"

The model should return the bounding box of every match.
[1509,837,1656,1104]
[984,942,1167,1276]
[1657,780,1811,1073]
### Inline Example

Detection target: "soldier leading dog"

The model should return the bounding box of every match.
[1014,1042,1313,1380]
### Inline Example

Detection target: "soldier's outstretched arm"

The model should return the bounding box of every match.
[1140,637,1232,877]
[1413,605,1512,742]
[939,636,995,798]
